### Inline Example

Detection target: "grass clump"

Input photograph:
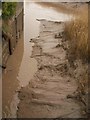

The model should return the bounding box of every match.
[65,12,88,62]
[64,8,88,115]
[2,2,17,20]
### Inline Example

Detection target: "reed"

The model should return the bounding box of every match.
[65,9,88,62]
[65,8,88,114]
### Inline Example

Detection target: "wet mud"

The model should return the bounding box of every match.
[17,20,86,118]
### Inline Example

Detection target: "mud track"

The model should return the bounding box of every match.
[17,20,84,118]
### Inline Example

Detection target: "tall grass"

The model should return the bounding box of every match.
[65,9,88,62]
[64,7,88,114]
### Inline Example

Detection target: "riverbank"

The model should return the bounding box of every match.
[17,20,87,118]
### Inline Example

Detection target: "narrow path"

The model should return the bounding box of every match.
[2,34,24,117]
[17,20,82,118]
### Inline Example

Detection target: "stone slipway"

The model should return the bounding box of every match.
[17,20,85,118]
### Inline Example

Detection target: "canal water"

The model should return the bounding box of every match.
[9,2,73,118]
[18,2,73,87]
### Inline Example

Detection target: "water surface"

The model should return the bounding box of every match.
[17,2,73,87]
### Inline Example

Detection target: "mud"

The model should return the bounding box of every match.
[17,20,87,118]
[2,33,24,117]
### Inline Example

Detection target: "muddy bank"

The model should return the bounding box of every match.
[2,34,24,117]
[17,20,87,118]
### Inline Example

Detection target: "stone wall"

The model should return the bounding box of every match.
[2,2,24,67]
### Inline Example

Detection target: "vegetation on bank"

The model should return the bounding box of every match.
[65,12,88,62]
[2,2,17,34]
[2,2,17,20]
[64,8,88,115]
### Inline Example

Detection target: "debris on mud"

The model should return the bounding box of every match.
[17,20,88,118]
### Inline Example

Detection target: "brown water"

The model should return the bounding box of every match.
[3,2,73,118]
[17,2,73,87]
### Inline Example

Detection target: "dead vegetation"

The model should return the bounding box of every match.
[64,9,88,62]
[64,8,88,115]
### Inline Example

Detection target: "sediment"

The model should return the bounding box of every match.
[17,20,88,118]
